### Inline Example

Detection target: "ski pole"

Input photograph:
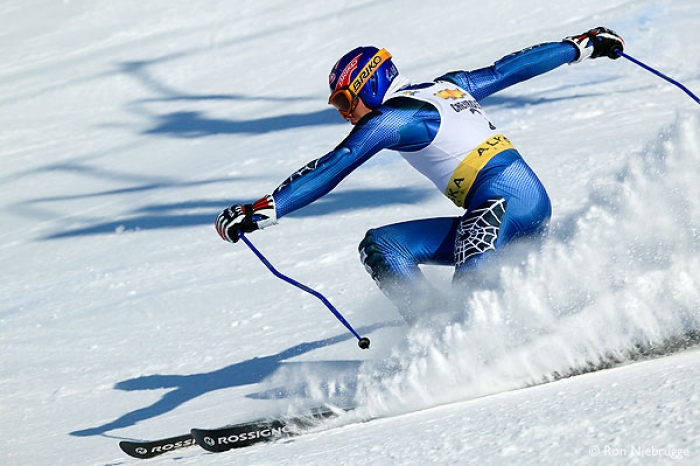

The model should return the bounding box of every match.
[615,49,700,105]
[238,232,371,350]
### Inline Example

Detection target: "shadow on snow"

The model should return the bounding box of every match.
[70,322,395,438]
[44,187,434,239]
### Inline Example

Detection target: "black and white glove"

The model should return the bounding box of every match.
[564,27,624,63]
[215,194,278,243]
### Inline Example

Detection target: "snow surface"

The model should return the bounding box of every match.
[2,0,700,465]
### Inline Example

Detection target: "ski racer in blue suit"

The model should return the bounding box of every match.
[216,27,625,324]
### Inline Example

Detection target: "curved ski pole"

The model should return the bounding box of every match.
[238,233,370,349]
[615,49,700,105]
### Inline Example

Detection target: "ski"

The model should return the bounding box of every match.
[119,433,196,459]
[191,408,340,453]
[119,408,343,458]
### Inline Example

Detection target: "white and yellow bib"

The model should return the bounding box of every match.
[387,82,515,207]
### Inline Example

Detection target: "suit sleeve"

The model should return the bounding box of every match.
[437,41,579,101]
[271,101,437,218]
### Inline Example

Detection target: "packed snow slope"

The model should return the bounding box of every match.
[2,0,700,465]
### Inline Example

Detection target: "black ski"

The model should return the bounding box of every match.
[119,433,196,459]
[191,408,340,453]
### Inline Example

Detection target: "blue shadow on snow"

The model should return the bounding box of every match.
[45,187,433,239]
[143,109,343,137]
[70,323,391,438]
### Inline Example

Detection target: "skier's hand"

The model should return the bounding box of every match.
[564,27,624,63]
[215,195,277,243]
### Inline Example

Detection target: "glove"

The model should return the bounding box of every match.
[564,27,624,63]
[215,195,278,243]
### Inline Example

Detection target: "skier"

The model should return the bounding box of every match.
[216,27,625,324]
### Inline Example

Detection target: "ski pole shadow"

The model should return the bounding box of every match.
[69,322,396,437]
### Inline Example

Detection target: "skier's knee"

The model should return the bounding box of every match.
[358,229,392,278]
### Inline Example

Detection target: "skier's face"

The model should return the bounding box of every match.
[344,98,372,125]
[328,88,371,124]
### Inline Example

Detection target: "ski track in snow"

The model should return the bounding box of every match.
[1,1,699,465]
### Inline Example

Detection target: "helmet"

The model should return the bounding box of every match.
[328,46,399,109]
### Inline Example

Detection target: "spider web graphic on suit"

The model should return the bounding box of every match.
[455,197,507,267]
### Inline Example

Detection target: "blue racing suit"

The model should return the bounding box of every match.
[270,41,578,322]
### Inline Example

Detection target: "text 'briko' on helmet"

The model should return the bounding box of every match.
[328,46,399,109]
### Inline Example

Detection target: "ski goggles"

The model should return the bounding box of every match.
[328,48,392,117]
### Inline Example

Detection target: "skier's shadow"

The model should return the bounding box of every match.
[70,323,391,437]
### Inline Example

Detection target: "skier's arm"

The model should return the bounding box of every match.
[438,27,624,101]
[215,104,437,242]
[437,41,577,101]
[214,144,371,242]
[271,145,375,218]
[272,101,435,218]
